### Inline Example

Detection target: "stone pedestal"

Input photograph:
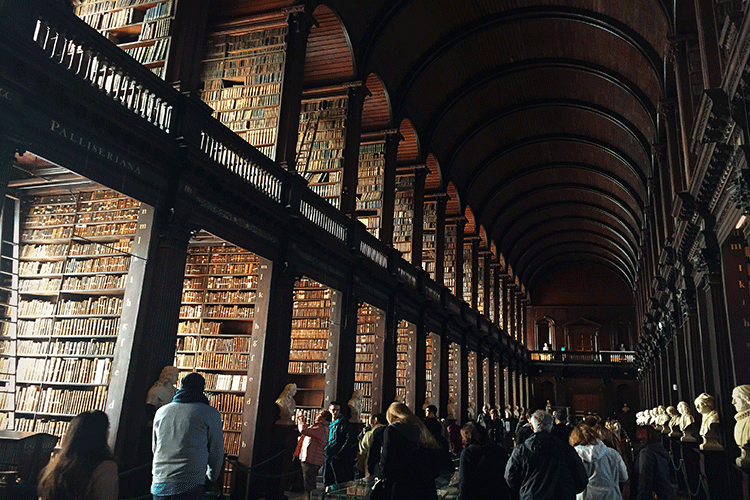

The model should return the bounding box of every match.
[681,442,703,498]
[697,449,732,500]
[670,438,687,493]
[235,424,299,500]
[731,465,750,500]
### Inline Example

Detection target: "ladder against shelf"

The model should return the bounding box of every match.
[200,25,288,160]
[296,96,348,209]
[174,231,258,457]
[288,277,334,426]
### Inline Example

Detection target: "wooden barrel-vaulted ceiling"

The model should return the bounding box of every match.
[222,0,672,296]
[318,0,671,296]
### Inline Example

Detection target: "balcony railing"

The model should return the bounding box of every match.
[530,350,635,363]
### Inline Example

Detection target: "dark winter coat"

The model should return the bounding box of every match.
[504,431,588,500]
[375,422,439,500]
[631,442,674,500]
[459,441,512,500]
[324,416,356,485]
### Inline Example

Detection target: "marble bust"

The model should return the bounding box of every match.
[146,366,179,410]
[732,384,750,467]
[447,396,458,420]
[695,392,722,450]
[677,401,697,442]
[667,406,682,438]
[635,411,645,426]
[348,389,363,423]
[275,383,297,425]
[656,405,670,433]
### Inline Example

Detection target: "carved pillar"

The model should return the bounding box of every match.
[670,41,696,181]
[340,82,367,217]
[413,311,427,413]
[274,7,314,170]
[326,271,359,410]
[374,295,396,415]
[694,0,722,89]
[438,330,451,420]
[379,131,401,247]
[411,167,427,267]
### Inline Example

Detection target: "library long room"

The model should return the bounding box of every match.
[5,0,750,499]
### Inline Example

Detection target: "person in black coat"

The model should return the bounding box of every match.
[631,426,674,500]
[459,421,511,500]
[324,402,356,486]
[375,402,442,500]
[505,410,588,500]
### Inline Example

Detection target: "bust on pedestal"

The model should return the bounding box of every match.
[348,389,363,424]
[447,396,458,421]
[678,400,697,442]
[732,384,750,468]
[656,405,670,434]
[275,383,297,425]
[146,366,179,410]
[695,393,723,450]
[667,406,683,438]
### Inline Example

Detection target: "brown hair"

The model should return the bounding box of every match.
[460,421,484,446]
[569,424,598,447]
[38,410,113,500]
[386,402,440,449]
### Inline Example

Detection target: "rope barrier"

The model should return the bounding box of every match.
[118,461,151,478]
[668,451,710,500]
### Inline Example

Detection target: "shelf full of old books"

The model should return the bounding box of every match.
[448,342,460,420]
[444,224,457,295]
[288,277,333,425]
[76,0,177,79]
[393,174,415,262]
[355,303,381,423]
[200,24,288,160]
[425,333,434,403]
[467,351,477,418]
[356,141,385,239]
[422,200,437,280]
[395,321,410,402]
[477,255,485,317]
[296,95,348,209]
[174,231,258,456]
[0,187,151,438]
[462,242,472,305]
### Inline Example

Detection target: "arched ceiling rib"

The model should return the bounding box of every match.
[318,0,669,299]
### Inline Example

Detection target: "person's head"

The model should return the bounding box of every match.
[593,424,619,451]
[583,414,600,428]
[529,409,554,433]
[694,393,715,414]
[181,372,205,392]
[461,421,487,446]
[425,404,438,418]
[328,401,341,419]
[38,411,112,500]
[569,424,598,447]
[316,410,333,424]
[732,385,750,413]
[482,403,490,414]
[386,402,440,449]
[490,408,499,420]
[554,408,568,424]
[636,425,662,444]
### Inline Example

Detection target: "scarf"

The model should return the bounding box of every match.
[172,387,209,405]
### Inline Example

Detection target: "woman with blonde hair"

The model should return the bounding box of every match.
[374,402,442,500]
[569,424,628,500]
[38,410,118,500]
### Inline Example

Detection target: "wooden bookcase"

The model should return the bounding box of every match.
[356,141,385,238]
[425,333,433,403]
[0,189,150,438]
[200,25,287,160]
[448,342,460,419]
[296,96,348,208]
[467,351,477,418]
[393,174,415,262]
[175,233,258,456]
[288,277,332,425]
[76,0,177,79]
[477,256,485,316]
[355,303,378,422]
[422,201,437,280]
[488,265,495,324]
[462,242,472,305]
[443,224,456,294]
[395,321,409,401]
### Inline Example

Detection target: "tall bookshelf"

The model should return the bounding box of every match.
[76,0,177,79]
[467,351,477,418]
[174,233,258,456]
[395,321,410,402]
[422,201,437,280]
[393,175,415,261]
[488,265,495,324]
[444,225,456,294]
[356,142,385,238]
[296,97,348,208]
[0,196,19,431]
[355,304,378,422]
[462,242,472,305]
[288,277,332,425]
[477,255,485,316]
[5,189,148,438]
[448,342,459,419]
[200,26,287,160]
[425,333,433,404]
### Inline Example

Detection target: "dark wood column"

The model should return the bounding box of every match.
[411,167,427,268]
[487,353,496,408]
[679,261,703,398]
[664,336,679,406]
[413,310,428,413]
[720,234,750,386]
[670,41,696,178]
[434,195,448,285]
[437,331,450,419]
[111,214,190,468]
[327,272,359,407]
[163,0,210,91]
[379,130,401,247]
[274,6,314,171]
[371,304,391,415]
[459,339,470,423]
[694,0,722,89]
[473,344,483,411]
[340,82,368,217]
[0,136,17,213]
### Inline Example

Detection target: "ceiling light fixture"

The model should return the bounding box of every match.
[737,215,747,229]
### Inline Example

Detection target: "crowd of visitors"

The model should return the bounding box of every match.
[34,373,675,500]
